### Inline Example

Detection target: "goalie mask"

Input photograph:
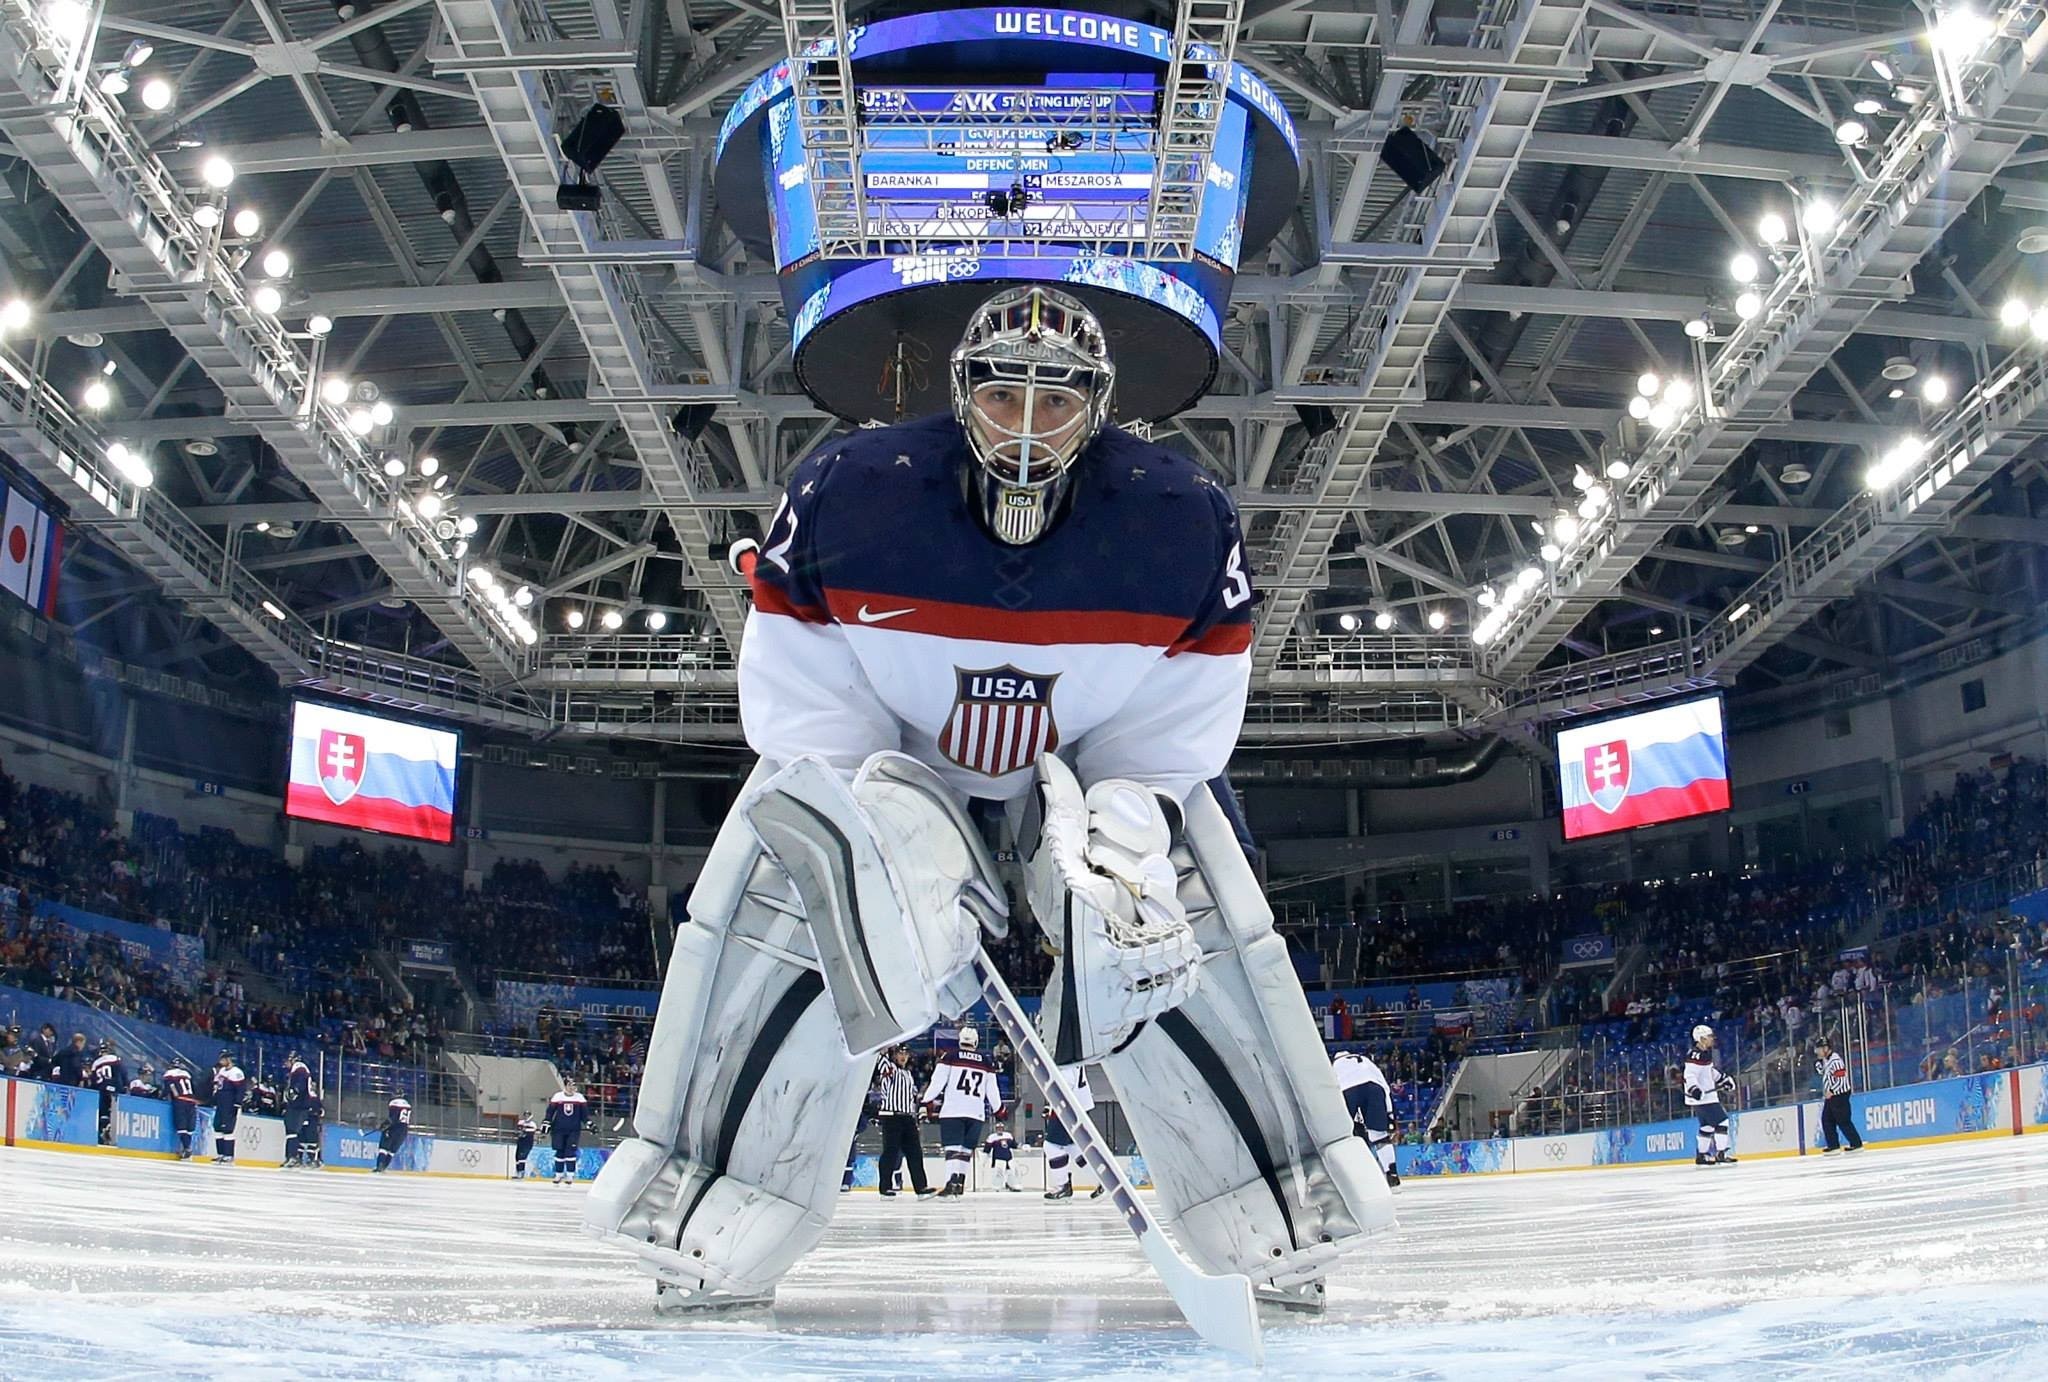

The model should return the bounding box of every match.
[950,284,1116,546]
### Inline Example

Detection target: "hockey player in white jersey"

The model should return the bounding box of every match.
[921,1026,1003,1197]
[585,284,1391,1311]
[1684,1025,1739,1167]
[1041,1060,1097,1201]
[1331,1049,1400,1188]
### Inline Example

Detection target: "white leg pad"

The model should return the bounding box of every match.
[585,764,872,1304]
[1092,783,1393,1289]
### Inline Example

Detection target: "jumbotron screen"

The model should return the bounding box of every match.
[284,699,459,844]
[1556,695,1731,841]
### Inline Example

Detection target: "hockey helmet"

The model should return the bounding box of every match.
[98,1037,116,1054]
[956,1025,979,1053]
[950,284,1115,545]
[217,1049,235,1066]
[1691,1024,1714,1046]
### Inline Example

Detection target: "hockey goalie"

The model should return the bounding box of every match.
[584,285,1394,1310]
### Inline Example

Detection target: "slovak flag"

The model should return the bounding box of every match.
[284,700,457,843]
[0,479,63,617]
[1559,696,1730,840]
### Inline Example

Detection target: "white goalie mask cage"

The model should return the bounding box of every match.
[949,285,1116,545]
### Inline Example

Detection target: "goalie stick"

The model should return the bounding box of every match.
[971,949,1263,1364]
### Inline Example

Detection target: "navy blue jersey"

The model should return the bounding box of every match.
[740,414,1254,801]
[211,1066,246,1110]
[286,1061,313,1106]
[161,1066,196,1102]
[547,1090,589,1138]
[89,1054,127,1093]
[385,1098,412,1130]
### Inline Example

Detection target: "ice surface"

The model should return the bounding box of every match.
[2,1137,2046,1378]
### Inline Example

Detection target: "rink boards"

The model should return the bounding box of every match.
[1398,1059,2048,1178]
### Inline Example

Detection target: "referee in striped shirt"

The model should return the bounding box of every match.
[1815,1038,1865,1154]
[875,1046,934,1197]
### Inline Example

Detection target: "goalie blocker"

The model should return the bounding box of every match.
[1031,763,1394,1300]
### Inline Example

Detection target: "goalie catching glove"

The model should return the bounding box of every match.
[1027,754,1201,1064]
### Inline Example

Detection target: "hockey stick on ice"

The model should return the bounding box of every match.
[972,949,1263,1364]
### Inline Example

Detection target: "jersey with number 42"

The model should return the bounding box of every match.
[740,414,1255,803]
[922,1053,1005,1121]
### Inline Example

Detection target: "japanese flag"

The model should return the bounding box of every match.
[1,482,61,615]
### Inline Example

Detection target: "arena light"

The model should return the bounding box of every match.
[645,610,668,631]
[1802,198,1838,235]
[1685,317,1710,340]
[1853,97,1884,116]
[514,585,534,609]
[1834,120,1867,146]
[369,400,394,427]
[104,441,154,488]
[1932,6,1996,58]
[1735,291,1763,320]
[0,298,29,334]
[192,203,220,229]
[565,608,586,630]
[1336,612,1360,632]
[1920,375,1950,404]
[307,314,333,337]
[261,248,292,279]
[1756,212,1788,246]
[82,378,111,410]
[43,1,88,49]
[122,38,153,67]
[382,456,405,478]
[97,69,130,96]
[139,77,174,112]
[1605,458,1630,481]
[1372,611,1394,632]
[201,156,236,190]
[1426,608,1448,632]
[1636,372,1661,397]
[261,600,288,621]
[232,207,262,238]
[1539,541,1563,562]
[1729,602,1753,621]
[1870,57,1896,81]
[417,454,440,477]
[1628,394,1651,420]
[1728,253,1759,284]
[600,608,625,631]
[457,515,478,537]
[250,283,283,316]
[346,408,374,435]
[2001,296,2030,329]
[320,376,351,406]
[1553,513,1580,544]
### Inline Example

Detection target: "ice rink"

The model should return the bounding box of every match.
[2,1136,2045,1379]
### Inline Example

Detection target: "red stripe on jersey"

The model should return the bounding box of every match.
[825,589,1188,647]
[750,577,831,624]
[1170,621,1253,656]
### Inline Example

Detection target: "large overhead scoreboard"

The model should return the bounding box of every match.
[715,7,1302,421]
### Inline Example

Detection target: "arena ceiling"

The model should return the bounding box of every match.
[3,0,2048,756]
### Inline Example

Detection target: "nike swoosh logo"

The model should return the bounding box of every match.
[856,604,916,624]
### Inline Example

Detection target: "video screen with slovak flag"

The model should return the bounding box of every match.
[1557,694,1730,841]
[284,700,458,844]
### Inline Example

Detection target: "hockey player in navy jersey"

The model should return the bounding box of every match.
[161,1058,200,1160]
[1684,1025,1739,1167]
[920,1026,1003,1197]
[209,1052,246,1164]
[514,1111,539,1179]
[89,1039,127,1145]
[983,1125,1020,1192]
[300,1086,325,1168]
[282,1052,315,1168]
[588,285,1391,1309]
[547,1078,589,1185]
[373,1096,412,1172]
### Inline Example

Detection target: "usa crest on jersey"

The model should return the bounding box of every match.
[939,665,1059,777]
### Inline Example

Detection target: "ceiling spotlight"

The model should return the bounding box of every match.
[1782,463,1813,485]
[457,515,478,536]
[1662,378,1695,409]
[122,39,154,68]
[1870,57,1895,81]
[1735,291,1763,319]
[1647,401,1675,430]
[104,440,153,488]
[1744,523,1760,534]
[645,610,668,631]
[255,520,270,533]
[2001,296,2031,329]
[433,474,449,491]
[320,376,351,406]
[514,585,534,609]
[417,493,443,520]
[1477,587,1497,608]
[1628,395,1651,420]
[1369,611,1392,632]
[1685,317,1710,339]
[347,408,374,435]
[1881,354,1918,381]
[200,156,236,189]
[82,378,111,410]
[1577,494,1602,520]
[468,566,496,590]
[250,283,283,315]
[1426,609,1448,632]
[1337,612,1361,632]
[232,207,261,238]
[565,608,586,630]
[1853,97,1884,116]
[1921,374,1950,404]
[1539,541,1562,562]
[369,400,394,427]
[1893,85,1925,105]
[307,314,333,337]
[1888,387,1905,399]
[383,456,405,477]
[1649,626,1665,637]
[192,203,220,229]
[1553,513,1581,544]
[0,298,31,333]
[1605,459,1630,481]
[600,608,625,631]
[1933,7,1996,59]
[417,454,440,477]
[1636,372,1661,397]
[139,77,174,112]
[261,248,291,279]
[1728,252,1758,284]
[1572,466,1594,491]
[97,70,129,96]
[1834,119,1867,145]
[1801,198,1838,235]
[1757,212,1787,245]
